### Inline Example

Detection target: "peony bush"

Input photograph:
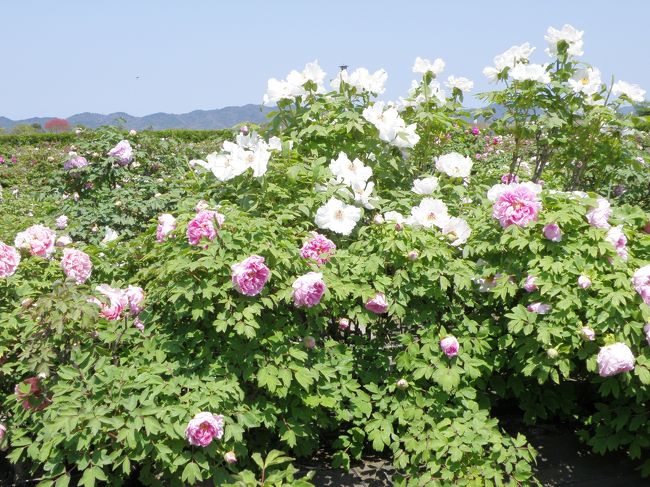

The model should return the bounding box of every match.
[0,23,649,486]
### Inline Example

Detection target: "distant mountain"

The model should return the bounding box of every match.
[0,104,273,131]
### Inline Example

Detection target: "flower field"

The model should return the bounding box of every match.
[1,24,650,486]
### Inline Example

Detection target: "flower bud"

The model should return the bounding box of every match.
[224,451,237,464]
[373,214,384,225]
[546,348,559,359]
[578,275,592,289]
[338,318,349,330]
[129,129,137,136]
[407,250,419,261]
[396,379,409,390]
[580,327,595,341]
[304,336,315,350]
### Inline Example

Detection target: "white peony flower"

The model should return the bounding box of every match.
[409,198,450,229]
[483,43,536,82]
[612,81,646,103]
[263,60,326,104]
[101,227,118,245]
[413,57,445,76]
[510,64,551,84]
[362,102,420,148]
[315,197,362,235]
[441,217,471,246]
[331,68,388,94]
[545,24,584,57]
[349,180,377,209]
[445,76,474,92]
[329,152,373,186]
[412,176,439,195]
[435,152,473,178]
[568,68,602,96]
[384,211,406,225]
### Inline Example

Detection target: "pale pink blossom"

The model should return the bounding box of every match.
[644,324,650,346]
[292,272,326,307]
[0,424,5,440]
[14,225,56,258]
[60,248,92,284]
[55,215,68,229]
[527,302,552,314]
[124,285,145,315]
[605,225,627,260]
[440,336,459,357]
[187,210,224,246]
[56,235,72,247]
[108,140,133,165]
[492,184,542,228]
[338,318,350,330]
[580,327,595,341]
[586,198,611,229]
[524,275,538,292]
[134,317,145,332]
[185,412,224,447]
[231,255,271,296]
[156,214,176,243]
[396,379,409,390]
[0,242,21,278]
[407,250,419,261]
[578,275,592,289]
[365,292,389,314]
[597,343,635,377]
[94,284,128,320]
[224,451,237,464]
[300,233,336,265]
[543,223,562,242]
[632,265,650,306]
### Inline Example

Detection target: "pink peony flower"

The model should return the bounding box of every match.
[292,272,326,307]
[187,210,224,246]
[580,327,595,341]
[543,223,562,242]
[632,265,650,306]
[124,285,145,315]
[605,225,627,260]
[523,275,538,292]
[527,302,552,314]
[231,255,271,296]
[578,275,592,289]
[500,173,519,184]
[0,424,5,440]
[195,200,210,212]
[55,215,68,229]
[440,336,459,357]
[644,324,650,346]
[94,284,128,320]
[107,140,133,165]
[586,198,611,229]
[156,214,176,243]
[300,233,336,265]
[224,451,237,464]
[338,318,350,330]
[14,225,56,258]
[63,155,88,170]
[61,248,92,284]
[185,412,224,447]
[492,184,542,228]
[0,242,21,278]
[134,317,145,332]
[597,343,635,377]
[365,292,389,314]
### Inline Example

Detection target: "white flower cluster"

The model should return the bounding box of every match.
[483,43,536,83]
[544,24,584,57]
[400,57,473,108]
[330,67,388,94]
[362,102,419,148]
[192,132,284,181]
[263,60,326,104]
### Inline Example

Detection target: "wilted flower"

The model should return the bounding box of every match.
[543,223,562,242]
[134,317,145,332]
[56,235,72,247]
[315,198,362,236]
[61,248,92,284]
[435,152,473,178]
[0,242,20,278]
[0,424,5,440]
[15,376,50,411]
[292,272,326,307]
[597,343,635,377]
[365,292,389,314]
[231,255,271,297]
[440,336,459,357]
[300,233,336,265]
[185,412,224,447]
[101,227,119,245]
[501,173,519,184]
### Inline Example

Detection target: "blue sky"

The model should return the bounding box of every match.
[2,0,648,119]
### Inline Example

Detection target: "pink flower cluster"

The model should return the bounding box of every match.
[107,140,133,165]
[185,412,224,447]
[156,214,177,243]
[0,242,21,278]
[14,225,56,258]
[231,255,271,296]
[543,223,562,242]
[91,284,144,320]
[61,248,92,284]
[492,184,542,228]
[187,210,225,246]
[632,265,650,306]
[292,272,326,307]
[597,343,635,377]
[300,233,336,265]
[365,292,389,314]
[440,336,459,357]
